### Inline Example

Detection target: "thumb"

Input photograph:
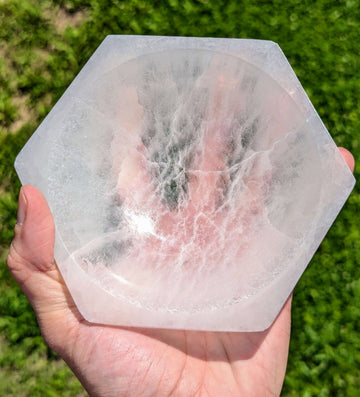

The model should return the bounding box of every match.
[7,185,71,320]
[7,185,82,356]
[10,185,55,273]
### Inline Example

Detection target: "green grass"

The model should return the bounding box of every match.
[0,0,359,395]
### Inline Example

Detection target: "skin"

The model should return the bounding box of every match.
[7,148,354,397]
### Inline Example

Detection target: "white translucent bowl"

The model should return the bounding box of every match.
[15,36,355,331]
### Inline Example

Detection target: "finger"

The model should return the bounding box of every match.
[10,185,55,271]
[7,185,83,356]
[339,147,355,172]
[7,185,64,308]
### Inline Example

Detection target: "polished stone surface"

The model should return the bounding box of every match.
[15,36,355,331]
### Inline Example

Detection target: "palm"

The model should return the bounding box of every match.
[40,271,291,397]
[75,320,291,397]
[9,190,291,397]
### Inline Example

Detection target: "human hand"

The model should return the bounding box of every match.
[7,148,354,397]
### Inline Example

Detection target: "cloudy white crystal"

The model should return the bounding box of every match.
[15,36,355,331]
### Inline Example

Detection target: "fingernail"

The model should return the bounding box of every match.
[17,187,27,225]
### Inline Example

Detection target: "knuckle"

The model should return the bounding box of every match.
[7,242,32,284]
[7,240,25,271]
